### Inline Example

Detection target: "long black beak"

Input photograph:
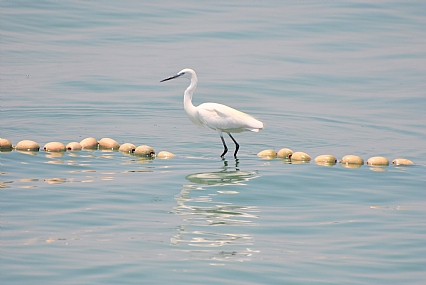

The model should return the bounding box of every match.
[160,73,181,83]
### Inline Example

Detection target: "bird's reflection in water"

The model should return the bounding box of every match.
[171,160,261,262]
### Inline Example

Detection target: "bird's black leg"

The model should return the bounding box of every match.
[220,135,228,158]
[228,133,239,158]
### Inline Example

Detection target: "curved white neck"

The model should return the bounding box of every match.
[184,75,198,116]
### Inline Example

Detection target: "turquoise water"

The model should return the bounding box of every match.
[2,1,426,284]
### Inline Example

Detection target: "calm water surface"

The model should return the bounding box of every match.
[2,1,426,284]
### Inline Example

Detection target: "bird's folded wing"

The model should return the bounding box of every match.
[197,103,263,132]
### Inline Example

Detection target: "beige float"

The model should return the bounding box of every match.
[80,137,98,149]
[366,156,389,166]
[257,149,277,158]
[66,142,82,151]
[15,140,40,151]
[44,142,66,152]
[0,138,13,150]
[341,155,364,166]
[392,158,413,166]
[119,143,136,153]
[99,138,120,150]
[134,145,155,157]
[277,148,293,159]
[291,151,311,162]
[157,151,175,159]
[314,154,337,165]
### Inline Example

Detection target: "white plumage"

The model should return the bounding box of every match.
[161,68,263,158]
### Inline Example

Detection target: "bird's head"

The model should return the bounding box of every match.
[160,68,196,82]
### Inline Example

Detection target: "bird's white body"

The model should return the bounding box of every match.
[187,103,263,133]
[161,68,263,158]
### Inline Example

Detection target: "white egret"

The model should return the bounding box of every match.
[160,68,263,158]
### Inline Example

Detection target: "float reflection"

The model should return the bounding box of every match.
[171,162,261,262]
